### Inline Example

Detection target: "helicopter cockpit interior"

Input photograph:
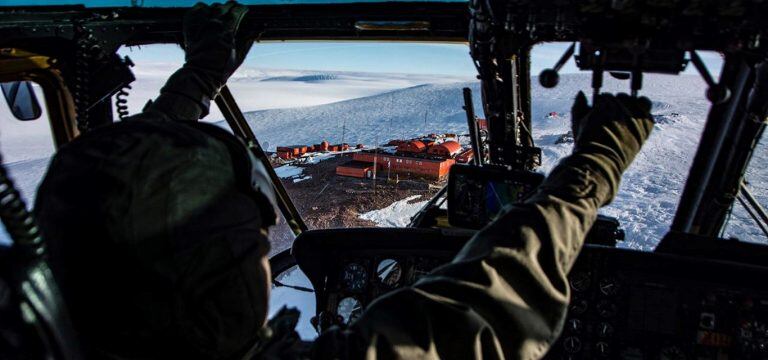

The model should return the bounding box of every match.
[2,0,768,359]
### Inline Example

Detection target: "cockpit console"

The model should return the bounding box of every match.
[447,164,545,229]
[293,229,768,359]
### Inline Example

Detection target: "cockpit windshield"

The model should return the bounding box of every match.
[530,43,760,250]
[113,42,479,254]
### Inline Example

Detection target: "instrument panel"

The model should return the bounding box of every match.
[293,228,462,329]
[549,247,768,359]
[292,228,768,359]
[329,256,447,324]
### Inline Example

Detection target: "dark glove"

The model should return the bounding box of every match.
[541,92,654,206]
[148,2,252,121]
[570,92,654,173]
[183,2,252,87]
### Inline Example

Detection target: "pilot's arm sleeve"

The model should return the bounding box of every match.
[313,152,620,360]
[134,68,213,122]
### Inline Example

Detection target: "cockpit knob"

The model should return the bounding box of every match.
[539,69,560,88]
[595,341,610,357]
[563,336,582,353]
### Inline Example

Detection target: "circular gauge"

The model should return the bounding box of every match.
[599,277,619,296]
[570,272,591,292]
[567,319,582,333]
[598,322,614,338]
[569,299,588,315]
[562,336,582,354]
[337,297,362,324]
[595,341,610,357]
[376,259,403,288]
[342,263,368,292]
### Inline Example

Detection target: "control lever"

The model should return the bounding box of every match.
[539,42,576,88]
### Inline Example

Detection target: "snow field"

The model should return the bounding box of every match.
[359,195,429,227]
[269,267,317,340]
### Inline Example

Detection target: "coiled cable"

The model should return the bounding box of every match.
[115,84,131,120]
[0,153,44,258]
[73,22,101,133]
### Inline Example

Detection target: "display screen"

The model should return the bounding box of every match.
[448,165,544,229]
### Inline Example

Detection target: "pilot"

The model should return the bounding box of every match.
[34,2,654,359]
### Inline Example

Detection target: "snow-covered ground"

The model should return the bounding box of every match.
[241,82,482,151]
[531,74,719,251]
[274,164,305,179]
[359,195,429,227]
[126,63,474,123]
[269,266,316,339]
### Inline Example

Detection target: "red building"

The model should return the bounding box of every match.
[276,141,348,159]
[327,143,350,152]
[456,148,475,163]
[337,152,455,179]
[314,141,330,151]
[276,145,309,160]
[396,140,427,154]
[335,160,377,178]
[427,141,462,158]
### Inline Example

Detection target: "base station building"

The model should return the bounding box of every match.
[336,139,471,180]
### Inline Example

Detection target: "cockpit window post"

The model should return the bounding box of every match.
[215,85,308,237]
[671,54,756,236]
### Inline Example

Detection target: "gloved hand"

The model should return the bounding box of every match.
[570,91,654,175]
[539,92,654,206]
[183,2,252,88]
[149,2,252,121]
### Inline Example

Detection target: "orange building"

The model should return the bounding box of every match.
[340,152,455,179]
[327,143,350,152]
[276,141,348,160]
[313,141,330,151]
[456,148,475,163]
[427,141,462,158]
[336,161,377,178]
[276,145,309,159]
[396,140,427,154]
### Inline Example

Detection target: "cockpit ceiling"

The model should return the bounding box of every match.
[0,0,466,7]
[2,1,767,52]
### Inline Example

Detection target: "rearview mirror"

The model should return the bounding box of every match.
[1,81,42,121]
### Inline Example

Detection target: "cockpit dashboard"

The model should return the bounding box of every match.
[292,228,768,359]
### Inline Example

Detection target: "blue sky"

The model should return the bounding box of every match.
[121,41,724,78]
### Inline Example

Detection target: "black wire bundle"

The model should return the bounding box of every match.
[115,84,132,120]
[0,153,44,258]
